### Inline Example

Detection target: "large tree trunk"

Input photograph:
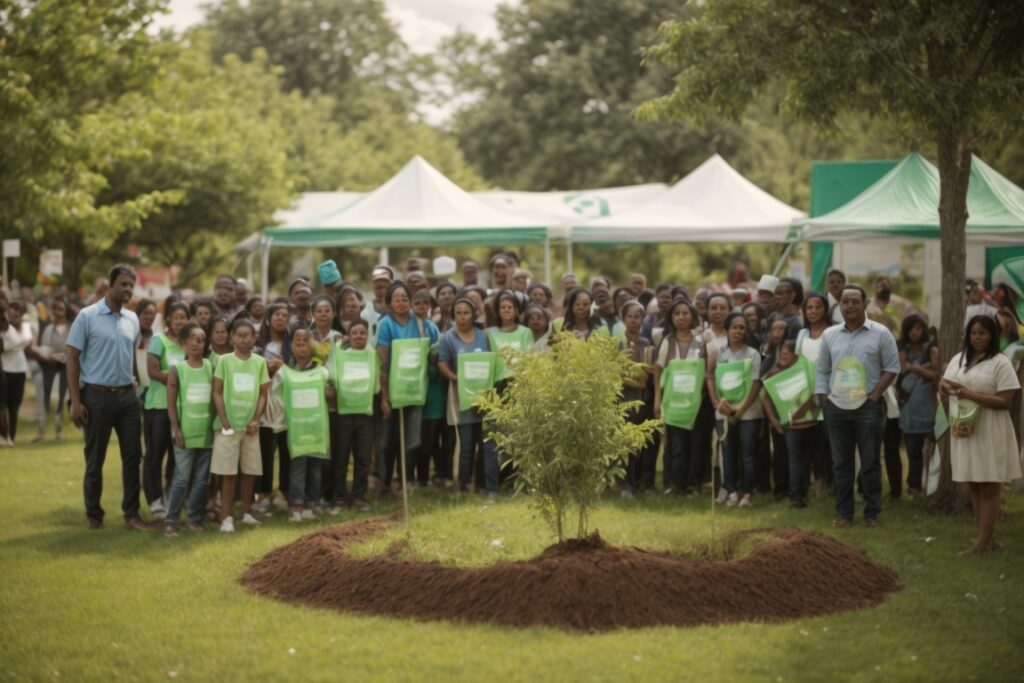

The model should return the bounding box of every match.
[927,127,973,514]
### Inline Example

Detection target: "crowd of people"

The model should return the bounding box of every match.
[1,253,1021,554]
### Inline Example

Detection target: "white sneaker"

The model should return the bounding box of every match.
[738,494,752,508]
[726,492,739,507]
[272,491,289,510]
[149,498,166,515]
[301,509,317,521]
[219,517,235,533]
[289,511,302,523]
[240,513,262,526]
[715,489,728,504]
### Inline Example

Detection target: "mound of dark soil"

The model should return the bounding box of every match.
[240,517,901,632]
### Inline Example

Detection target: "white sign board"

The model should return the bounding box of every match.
[39,250,63,276]
[2,239,19,258]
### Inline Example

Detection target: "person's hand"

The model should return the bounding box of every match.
[325,385,337,402]
[171,426,185,450]
[268,357,283,374]
[246,419,259,436]
[71,400,88,428]
[653,402,662,420]
[380,397,392,420]
[770,417,784,434]
[792,403,808,421]
[718,399,733,416]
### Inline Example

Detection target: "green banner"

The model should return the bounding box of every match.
[282,366,330,459]
[457,351,497,411]
[388,337,429,408]
[763,356,816,426]
[660,358,705,430]
[334,348,377,416]
[715,358,752,406]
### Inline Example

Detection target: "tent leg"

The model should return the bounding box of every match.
[567,240,574,274]
[379,247,389,267]
[771,241,797,277]
[260,238,272,301]
[544,238,552,286]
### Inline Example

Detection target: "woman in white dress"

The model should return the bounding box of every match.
[940,315,1021,555]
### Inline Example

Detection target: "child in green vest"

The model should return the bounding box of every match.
[164,322,215,536]
[211,319,270,533]
[329,318,379,513]
[269,326,334,522]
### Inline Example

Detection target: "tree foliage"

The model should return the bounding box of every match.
[639,0,1024,510]
[204,0,423,124]
[477,333,660,542]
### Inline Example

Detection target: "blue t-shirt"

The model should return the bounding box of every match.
[376,315,439,372]
[438,327,490,425]
[66,299,140,387]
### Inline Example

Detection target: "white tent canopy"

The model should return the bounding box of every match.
[263,156,549,246]
[571,154,805,243]
[474,183,669,239]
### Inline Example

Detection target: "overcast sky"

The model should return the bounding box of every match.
[152,0,510,54]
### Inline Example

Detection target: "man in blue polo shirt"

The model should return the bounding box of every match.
[67,265,151,531]
[816,284,900,529]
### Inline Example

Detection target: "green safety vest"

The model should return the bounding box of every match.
[388,337,429,408]
[334,346,378,416]
[763,356,816,426]
[715,358,753,407]
[660,358,705,430]
[487,326,532,380]
[145,334,185,411]
[457,351,497,411]
[174,359,214,448]
[218,353,267,430]
[281,365,330,459]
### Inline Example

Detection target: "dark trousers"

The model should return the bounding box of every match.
[82,386,142,521]
[722,419,761,494]
[667,421,700,491]
[904,432,928,492]
[825,399,884,521]
[257,427,290,495]
[332,413,374,504]
[421,417,455,483]
[640,429,661,491]
[770,427,789,496]
[41,361,68,428]
[882,417,903,498]
[813,421,833,484]
[784,425,821,504]
[3,371,26,440]
[142,408,175,505]
[755,420,772,493]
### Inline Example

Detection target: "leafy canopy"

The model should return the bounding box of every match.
[477,333,660,542]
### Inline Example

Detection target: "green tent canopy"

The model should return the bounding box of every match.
[791,153,1024,244]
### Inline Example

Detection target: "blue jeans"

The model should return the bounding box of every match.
[722,419,761,494]
[457,422,499,493]
[165,446,212,525]
[289,456,323,505]
[825,399,885,521]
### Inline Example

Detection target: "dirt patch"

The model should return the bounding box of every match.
[239,516,901,632]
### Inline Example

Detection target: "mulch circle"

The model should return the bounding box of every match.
[239,514,901,632]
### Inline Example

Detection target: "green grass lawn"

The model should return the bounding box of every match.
[1,431,1022,682]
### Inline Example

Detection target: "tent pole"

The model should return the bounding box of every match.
[544,237,552,285]
[260,237,272,301]
[379,247,389,267]
[567,239,574,274]
[770,241,794,276]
